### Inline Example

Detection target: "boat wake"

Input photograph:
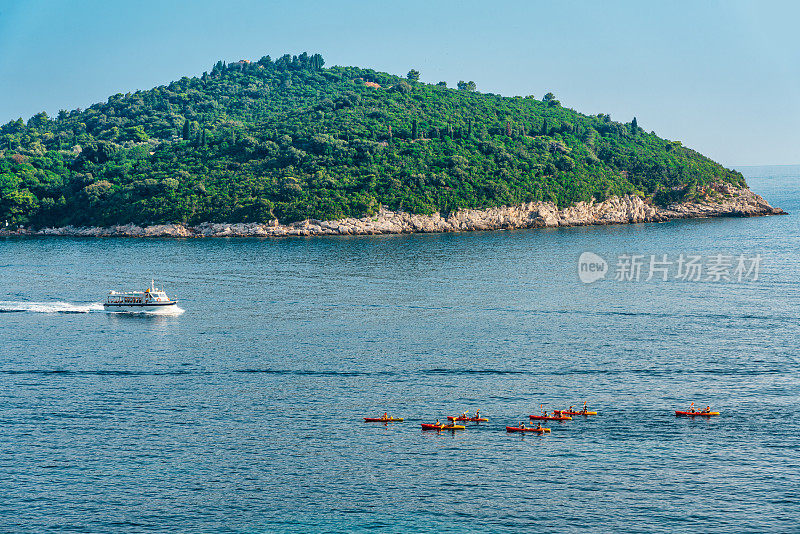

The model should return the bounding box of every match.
[0,301,105,314]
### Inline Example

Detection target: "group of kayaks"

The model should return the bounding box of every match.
[423,412,489,432]
[507,404,597,432]
[365,411,490,431]
[363,402,718,434]
[420,413,490,431]
[364,404,598,435]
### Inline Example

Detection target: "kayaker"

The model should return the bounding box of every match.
[703,406,711,414]
[435,419,440,426]
[475,409,480,419]
[519,422,525,429]
[383,412,388,420]
[535,422,542,430]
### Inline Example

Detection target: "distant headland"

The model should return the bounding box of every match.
[0,52,783,235]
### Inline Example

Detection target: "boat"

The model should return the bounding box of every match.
[421,423,466,431]
[555,410,598,416]
[447,416,488,422]
[529,414,572,421]
[363,417,404,422]
[506,426,550,433]
[104,280,178,312]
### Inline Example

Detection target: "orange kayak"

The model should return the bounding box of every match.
[364,417,404,422]
[529,414,572,421]
[675,411,719,416]
[447,416,489,422]
[506,426,550,433]
[555,410,597,416]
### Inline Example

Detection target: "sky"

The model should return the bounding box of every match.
[0,0,798,166]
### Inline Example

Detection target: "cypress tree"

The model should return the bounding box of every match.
[182,119,190,140]
[412,119,419,140]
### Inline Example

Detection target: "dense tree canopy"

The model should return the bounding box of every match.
[0,52,745,227]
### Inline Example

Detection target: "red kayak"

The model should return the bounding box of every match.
[675,411,719,416]
[506,426,550,433]
[421,423,465,430]
[529,414,572,421]
[555,410,597,416]
[447,416,488,422]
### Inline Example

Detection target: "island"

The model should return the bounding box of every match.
[0,52,783,237]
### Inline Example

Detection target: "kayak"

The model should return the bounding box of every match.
[529,415,572,421]
[506,426,550,433]
[421,423,466,431]
[555,410,597,416]
[447,416,489,422]
[364,417,404,422]
[675,411,720,416]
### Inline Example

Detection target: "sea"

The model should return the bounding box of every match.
[1,166,798,533]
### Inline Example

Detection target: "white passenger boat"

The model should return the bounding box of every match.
[104,280,177,312]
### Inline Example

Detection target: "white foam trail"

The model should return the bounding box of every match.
[0,301,105,314]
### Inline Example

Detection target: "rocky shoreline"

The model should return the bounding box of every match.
[1,184,785,238]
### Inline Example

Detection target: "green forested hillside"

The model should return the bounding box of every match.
[0,52,745,227]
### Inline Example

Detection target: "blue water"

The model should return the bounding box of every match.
[1,169,799,533]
